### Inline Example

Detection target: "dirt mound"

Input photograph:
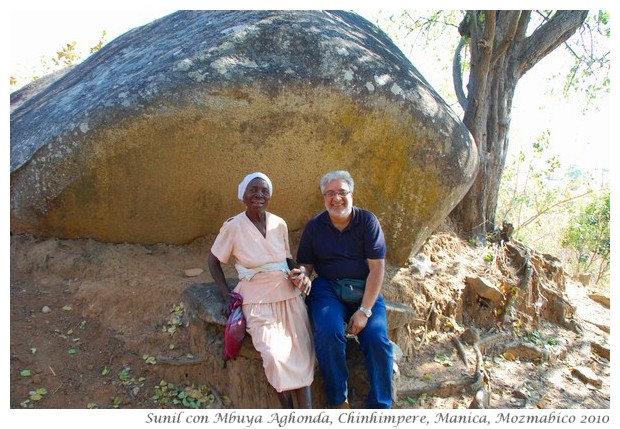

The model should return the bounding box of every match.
[9,224,610,409]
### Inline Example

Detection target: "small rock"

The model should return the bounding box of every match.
[41,306,51,313]
[512,389,529,400]
[588,293,610,308]
[571,366,602,388]
[576,272,591,286]
[184,268,203,277]
[591,342,610,361]
[465,276,505,305]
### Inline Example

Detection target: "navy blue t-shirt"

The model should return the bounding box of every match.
[296,206,386,280]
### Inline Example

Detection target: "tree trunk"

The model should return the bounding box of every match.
[449,10,588,241]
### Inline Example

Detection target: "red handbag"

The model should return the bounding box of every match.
[223,291,246,361]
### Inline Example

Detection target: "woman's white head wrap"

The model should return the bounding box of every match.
[238,172,273,201]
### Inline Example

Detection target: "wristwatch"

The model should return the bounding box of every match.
[358,306,372,318]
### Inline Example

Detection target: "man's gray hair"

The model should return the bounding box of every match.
[320,170,355,194]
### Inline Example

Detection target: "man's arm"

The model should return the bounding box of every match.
[347,258,385,335]
[361,258,385,310]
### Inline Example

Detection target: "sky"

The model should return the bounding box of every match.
[8,9,176,82]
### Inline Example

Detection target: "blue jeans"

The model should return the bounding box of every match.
[307,277,393,408]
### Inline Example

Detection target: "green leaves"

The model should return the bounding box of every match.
[151,381,216,408]
[30,387,48,401]
[433,353,453,366]
[562,191,610,281]
[112,396,123,408]
[162,302,185,334]
[143,354,157,365]
[118,367,132,381]
[107,367,147,408]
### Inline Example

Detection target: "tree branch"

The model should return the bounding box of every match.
[464,11,496,127]
[490,11,522,67]
[515,190,593,233]
[515,10,531,40]
[453,36,468,110]
[518,10,588,76]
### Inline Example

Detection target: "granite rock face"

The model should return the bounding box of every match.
[10,10,477,264]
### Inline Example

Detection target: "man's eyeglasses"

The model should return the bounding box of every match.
[323,190,351,198]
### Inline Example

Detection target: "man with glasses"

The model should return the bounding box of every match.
[289,170,393,409]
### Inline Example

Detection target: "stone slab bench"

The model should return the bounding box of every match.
[154,281,416,408]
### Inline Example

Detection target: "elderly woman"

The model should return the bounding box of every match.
[208,172,315,408]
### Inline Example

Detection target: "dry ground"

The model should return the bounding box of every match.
[9,228,610,411]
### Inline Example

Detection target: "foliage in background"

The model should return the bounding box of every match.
[554,10,610,109]
[10,30,107,90]
[496,130,609,286]
[561,192,610,285]
[369,10,462,112]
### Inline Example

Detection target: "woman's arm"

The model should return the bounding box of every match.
[208,251,232,313]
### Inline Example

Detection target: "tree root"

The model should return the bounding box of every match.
[398,330,557,407]
[468,343,490,408]
[399,333,487,400]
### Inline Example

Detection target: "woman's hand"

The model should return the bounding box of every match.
[221,293,233,317]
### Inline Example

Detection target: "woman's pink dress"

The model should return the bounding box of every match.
[211,211,315,392]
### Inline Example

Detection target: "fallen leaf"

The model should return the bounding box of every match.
[30,387,48,401]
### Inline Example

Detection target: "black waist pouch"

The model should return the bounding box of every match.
[330,278,366,305]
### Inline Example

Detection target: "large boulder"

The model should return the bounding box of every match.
[10,10,477,264]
